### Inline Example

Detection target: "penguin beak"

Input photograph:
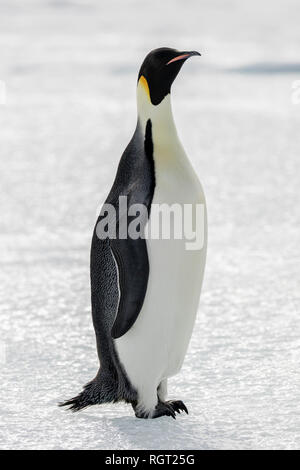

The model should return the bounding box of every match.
[166,51,201,65]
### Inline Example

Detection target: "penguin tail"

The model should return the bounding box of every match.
[59,372,118,412]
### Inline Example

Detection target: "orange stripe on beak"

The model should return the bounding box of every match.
[166,54,190,65]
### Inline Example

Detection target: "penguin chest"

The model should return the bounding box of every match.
[143,160,207,377]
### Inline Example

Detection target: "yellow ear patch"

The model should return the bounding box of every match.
[139,75,150,100]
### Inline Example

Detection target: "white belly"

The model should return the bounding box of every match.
[115,150,207,412]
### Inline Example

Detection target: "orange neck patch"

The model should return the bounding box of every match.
[139,75,150,101]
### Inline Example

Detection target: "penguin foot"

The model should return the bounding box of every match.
[152,401,177,419]
[132,401,175,419]
[165,400,189,415]
[132,400,188,419]
[152,400,188,419]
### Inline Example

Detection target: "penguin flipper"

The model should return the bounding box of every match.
[110,236,149,339]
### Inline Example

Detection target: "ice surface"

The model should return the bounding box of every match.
[0,0,300,450]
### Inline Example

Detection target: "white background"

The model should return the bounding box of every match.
[0,0,299,449]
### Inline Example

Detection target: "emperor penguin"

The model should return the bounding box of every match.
[60,47,207,419]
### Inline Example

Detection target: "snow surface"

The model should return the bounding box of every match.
[0,0,300,450]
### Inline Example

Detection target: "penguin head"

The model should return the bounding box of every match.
[138,47,200,106]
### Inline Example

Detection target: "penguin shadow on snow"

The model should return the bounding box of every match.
[77,408,198,449]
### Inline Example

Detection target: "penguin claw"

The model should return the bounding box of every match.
[133,400,188,420]
[167,400,189,415]
[152,401,176,419]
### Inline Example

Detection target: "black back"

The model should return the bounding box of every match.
[90,119,155,381]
